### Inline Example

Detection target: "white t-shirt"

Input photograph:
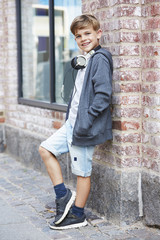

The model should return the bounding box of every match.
[68,67,87,128]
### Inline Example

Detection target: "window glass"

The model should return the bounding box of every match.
[54,0,81,104]
[20,0,81,105]
[21,0,50,102]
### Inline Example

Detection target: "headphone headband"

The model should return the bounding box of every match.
[71,45,101,70]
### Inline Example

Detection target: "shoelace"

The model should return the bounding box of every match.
[56,201,63,215]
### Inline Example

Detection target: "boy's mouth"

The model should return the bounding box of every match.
[82,42,90,47]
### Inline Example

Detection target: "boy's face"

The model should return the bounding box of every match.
[74,26,102,53]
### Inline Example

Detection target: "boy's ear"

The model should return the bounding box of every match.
[97,29,102,39]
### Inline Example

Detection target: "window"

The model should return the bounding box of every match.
[16,0,81,111]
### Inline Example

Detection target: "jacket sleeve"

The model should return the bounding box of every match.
[88,55,112,123]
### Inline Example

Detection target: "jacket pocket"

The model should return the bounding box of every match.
[74,108,93,136]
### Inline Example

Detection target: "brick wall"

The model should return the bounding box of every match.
[82,0,160,226]
[82,0,160,174]
[0,0,160,226]
[141,0,160,226]
[141,0,160,174]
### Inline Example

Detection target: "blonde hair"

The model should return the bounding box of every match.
[70,14,100,35]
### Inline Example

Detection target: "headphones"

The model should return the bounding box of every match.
[71,45,101,70]
[61,45,113,103]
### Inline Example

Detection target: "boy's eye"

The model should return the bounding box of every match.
[76,35,80,39]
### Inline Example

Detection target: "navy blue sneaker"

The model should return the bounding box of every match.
[49,210,88,230]
[54,188,76,225]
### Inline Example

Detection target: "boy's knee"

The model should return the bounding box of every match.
[39,146,49,158]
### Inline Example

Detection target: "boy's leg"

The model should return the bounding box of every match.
[39,146,63,186]
[39,147,76,224]
[71,176,90,219]
[75,176,91,207]
[39,122,76,225]
[49,130,94,229]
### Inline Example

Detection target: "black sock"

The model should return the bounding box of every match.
[72,204,84,217]
[54,183,67,199]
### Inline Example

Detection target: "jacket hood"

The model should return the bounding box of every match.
[91,47,113,74]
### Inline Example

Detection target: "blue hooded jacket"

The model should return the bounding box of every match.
[66,47,113,146]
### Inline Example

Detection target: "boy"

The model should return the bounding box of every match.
[39,14,113,230]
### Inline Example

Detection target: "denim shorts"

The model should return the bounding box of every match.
[40,120,95,177]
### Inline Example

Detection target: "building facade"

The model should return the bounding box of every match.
[0,0,160,227]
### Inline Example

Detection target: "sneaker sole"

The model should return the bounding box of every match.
[49,219,88,230]
[54,190,76,225]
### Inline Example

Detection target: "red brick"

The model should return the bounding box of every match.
[112,95,140,105]
[114,6,141,17]
[113,120,140,130]
[142,71,160,82]
[142,158,159,172]
[90,2,97,11]
[151,4,160,16]
[52,111,55,118]
[142,46,160,57]
[116,157,141,167]
[82,3,89,13]
[120,19,140,30]
[142,18,160,30]
[150,32,160,43]
[151,161,159,172]
[53,121,62,129]
[142,33,150,44]
[142,59,160,69]
[0,117,5,123]
[100,34,114,44]
[142,84,150,93]
[97,0,109,8]
[142,6,150,17]
[113,83,141,93]
[55,112,60,119]
[113,69,140,81]
[120,83,141,93]
[120,58,141,68]
[114,133,141,143]
[112,107,141,118]
[113,144,140,156]
[150,84,160,94]
[142,145,160,159]
[99,11,107,21]
[120,32,141,43]
[110,46,120,56]
[120,45,139,56]
[142,96,153,106]
[120,70,140,81]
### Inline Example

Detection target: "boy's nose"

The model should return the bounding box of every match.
[81,35,87,41]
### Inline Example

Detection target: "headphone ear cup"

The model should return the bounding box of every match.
[71,56,85,70]
[71,57,77,69]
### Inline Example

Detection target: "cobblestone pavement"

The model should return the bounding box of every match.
[0,153,160,240]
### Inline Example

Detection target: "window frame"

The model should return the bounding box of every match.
[16,0,67,112]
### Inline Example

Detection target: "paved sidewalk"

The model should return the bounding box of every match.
[0,153,160,240]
